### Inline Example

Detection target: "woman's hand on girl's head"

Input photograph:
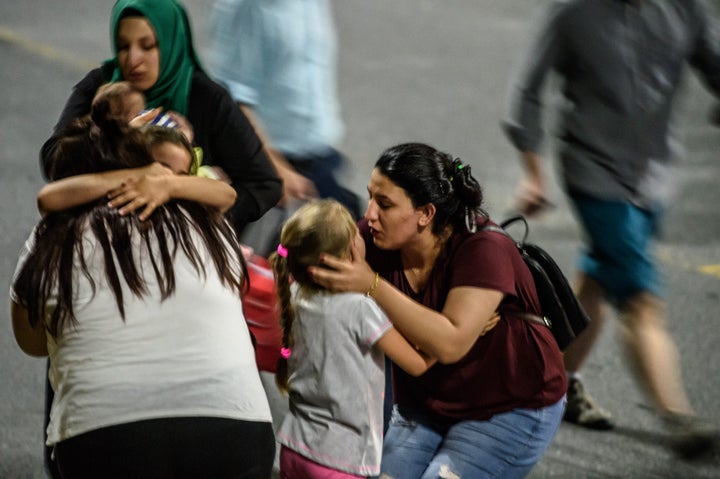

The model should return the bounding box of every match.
[309,242,376,294]
[166,111,194,143]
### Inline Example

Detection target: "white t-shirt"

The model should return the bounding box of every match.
[275,287,392,477]
[11,219,272,445]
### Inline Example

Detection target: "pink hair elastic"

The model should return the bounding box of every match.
[280,347,292,359]
[277,244,288,258]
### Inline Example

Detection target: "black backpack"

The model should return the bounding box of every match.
[483,215,590,350]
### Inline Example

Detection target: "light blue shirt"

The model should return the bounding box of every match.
[207,0,343,156]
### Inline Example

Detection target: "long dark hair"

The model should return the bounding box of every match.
[375,142,486,235]
[14,95,246,337]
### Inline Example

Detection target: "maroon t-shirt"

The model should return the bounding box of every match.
[360,219,567,424]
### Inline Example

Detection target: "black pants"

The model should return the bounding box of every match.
[53,416,275,479]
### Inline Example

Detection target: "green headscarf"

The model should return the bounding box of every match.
[106,0,204,115]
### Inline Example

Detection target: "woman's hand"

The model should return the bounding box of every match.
[128,107,161,128]
[276,161,318,204]
[515,151,553,217]
[166,110,194,143]
[309,243,376,294]
[107,165,174,220]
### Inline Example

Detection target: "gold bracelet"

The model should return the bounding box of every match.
[366,272,380,297]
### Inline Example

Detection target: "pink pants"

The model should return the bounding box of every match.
[279,446,366,479]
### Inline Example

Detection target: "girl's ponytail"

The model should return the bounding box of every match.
[270,246,295,394]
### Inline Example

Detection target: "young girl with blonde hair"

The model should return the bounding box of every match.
[270,199,434,479]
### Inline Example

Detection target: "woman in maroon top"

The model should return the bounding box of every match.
[310,143,566,478]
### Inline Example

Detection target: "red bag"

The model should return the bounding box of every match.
[242,255,282,372]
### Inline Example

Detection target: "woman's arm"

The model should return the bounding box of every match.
[37,163,171,216]
[311,245,504,364]
[238,104,317,203]
[372,280,503,364]
[108,174,237,220]
[11,301,48,357]
[375,328,436,376]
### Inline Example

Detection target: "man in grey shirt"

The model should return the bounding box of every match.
[502,0,719,458]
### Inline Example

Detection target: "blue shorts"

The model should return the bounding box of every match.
[568,193,664,305]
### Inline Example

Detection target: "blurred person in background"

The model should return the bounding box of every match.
[502,0,719,459]
[206,0,362,257]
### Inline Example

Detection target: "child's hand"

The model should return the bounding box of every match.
[166,111,194,143]
[480,312,502,336]
[129,107,161,128]
[107,175,172,221]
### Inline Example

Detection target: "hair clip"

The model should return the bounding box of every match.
[280,347,292,359]
[277,244,288,258]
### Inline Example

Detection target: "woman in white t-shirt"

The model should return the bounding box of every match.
[10,107,274,478]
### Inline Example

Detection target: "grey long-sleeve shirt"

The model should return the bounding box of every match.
[502,0,720,207]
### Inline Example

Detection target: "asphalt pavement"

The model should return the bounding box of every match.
[1,1,719,477]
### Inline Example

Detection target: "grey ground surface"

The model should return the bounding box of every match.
[1,1,719,477]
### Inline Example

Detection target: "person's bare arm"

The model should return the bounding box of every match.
[310,244,504,364]
[37,163,170,216]
[108,175,238,220]
[515,150,553,217]
[238,104,317,202]
[11,301,48,357]
[375,328,436,376]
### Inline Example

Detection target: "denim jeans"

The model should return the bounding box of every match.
[379,397,565,479]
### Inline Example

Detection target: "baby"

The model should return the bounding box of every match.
[92,81,177,129]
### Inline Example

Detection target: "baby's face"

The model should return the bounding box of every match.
[152,142,192,175]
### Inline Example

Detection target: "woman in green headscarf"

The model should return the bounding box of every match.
[108,0,200,115]
[41,0,281,232]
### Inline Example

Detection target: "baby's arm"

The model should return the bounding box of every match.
[108,175,237,220]
[375,328,436,377]
[37,163,169,216]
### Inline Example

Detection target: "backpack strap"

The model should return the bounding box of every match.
[480,219,553,331]
[518,312,553,329]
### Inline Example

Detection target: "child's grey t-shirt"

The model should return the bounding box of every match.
[276,288,392,476]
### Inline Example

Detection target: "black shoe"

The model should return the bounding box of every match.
[563,377,614,430]
[663,413,718,460]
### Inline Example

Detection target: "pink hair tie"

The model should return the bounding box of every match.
[280,347,292,359]
[277,244,288,258]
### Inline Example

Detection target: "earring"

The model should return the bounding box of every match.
[465,207,477,233]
